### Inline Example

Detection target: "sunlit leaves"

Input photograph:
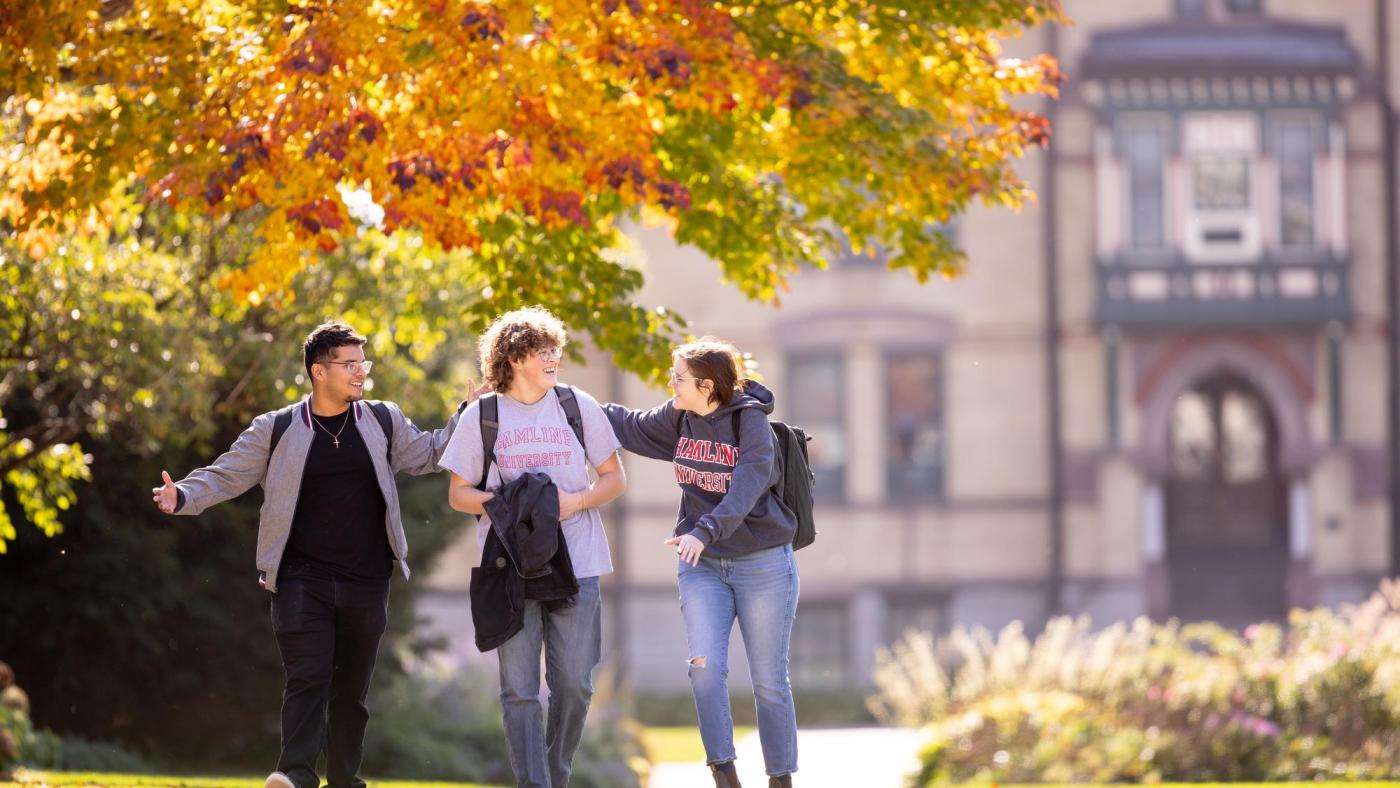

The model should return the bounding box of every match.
[2,0,1064,305]
[0,0,1065,547]
[0,438,92,553]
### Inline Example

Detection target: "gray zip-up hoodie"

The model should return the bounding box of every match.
[603,380,797,558]
[172,397,461,593]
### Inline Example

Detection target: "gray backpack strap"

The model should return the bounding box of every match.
[478,392,499,490]
[554,384,587,452]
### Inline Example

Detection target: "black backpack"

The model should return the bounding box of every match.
[769,419,817,550]
[688,409,817,551]
[477,385,586,489]
[268,401,394,468]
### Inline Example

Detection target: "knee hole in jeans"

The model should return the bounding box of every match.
[688,655,706,668]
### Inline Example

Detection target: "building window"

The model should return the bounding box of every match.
[1123,125,1167,248]
[1275,118,1316,248]
[789,602,847,688]
[1192,156,1250,211]
[788,354,846,499]
[1182,112,1260,260]
[886,353,944,500]
[1175,0,1208,17]
[1177,0,1261,16]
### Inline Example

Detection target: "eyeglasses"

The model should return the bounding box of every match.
[323,360,373,374]
[667,369,697,384]
[535,348,563,363]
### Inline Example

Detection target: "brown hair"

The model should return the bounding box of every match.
[478,307,568,393]
[674,336,744,406]
[303,321,367,378]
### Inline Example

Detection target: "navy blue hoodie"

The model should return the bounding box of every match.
[603,380,798,558]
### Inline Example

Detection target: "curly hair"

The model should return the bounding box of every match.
[674,336,744,406]
[303,321,367,378]
[479,307,568,393]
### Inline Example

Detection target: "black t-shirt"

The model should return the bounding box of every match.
[282,409,392,584]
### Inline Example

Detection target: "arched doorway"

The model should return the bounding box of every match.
[1165,372,1288,626]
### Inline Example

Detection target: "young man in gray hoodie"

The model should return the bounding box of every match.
[150,322,466,788]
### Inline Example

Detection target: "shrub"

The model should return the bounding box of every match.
[0,659,155,776]
[871,581,1400,784]
[1,661,40,776]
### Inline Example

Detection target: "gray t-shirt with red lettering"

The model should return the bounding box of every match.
[439,386,621,578]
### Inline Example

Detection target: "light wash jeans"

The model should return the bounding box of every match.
[678,543,800,777]
[497,575,602,788]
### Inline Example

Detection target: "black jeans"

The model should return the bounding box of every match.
[270,575,390,788]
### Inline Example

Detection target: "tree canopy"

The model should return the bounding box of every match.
[0,0,1063,547]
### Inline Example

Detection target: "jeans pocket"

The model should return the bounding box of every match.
[270,581,305,634]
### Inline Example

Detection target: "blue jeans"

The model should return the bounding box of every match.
[679,544,800,776]
[497,575,602,788]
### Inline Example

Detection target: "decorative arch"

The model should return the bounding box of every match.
[1136,336,1315,478]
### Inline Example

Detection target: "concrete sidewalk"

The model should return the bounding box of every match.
[648,726,922,788]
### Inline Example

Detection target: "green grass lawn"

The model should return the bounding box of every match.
[8,771,1400,788]
[1,771,504,787]
[4,724,727,786]
[640,725,755,763]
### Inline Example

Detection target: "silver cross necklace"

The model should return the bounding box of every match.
[313,409,351,449]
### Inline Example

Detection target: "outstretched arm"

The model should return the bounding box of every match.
[155,412,274,515]
[389,380,486,475]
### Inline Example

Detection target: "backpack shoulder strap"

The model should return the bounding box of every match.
[478,392,500,490]
[368,401,394,465]
[267,406,296,470]
[554,384,587,453]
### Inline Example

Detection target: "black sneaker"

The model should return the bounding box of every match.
[710,760,742,788]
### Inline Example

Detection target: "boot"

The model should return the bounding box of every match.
[710,760,742,788]
[768,774,792,788]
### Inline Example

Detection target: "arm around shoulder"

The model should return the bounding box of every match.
[601,400,681,461]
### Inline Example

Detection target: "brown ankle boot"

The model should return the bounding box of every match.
[768,774,792,787]
[710,760,742,788]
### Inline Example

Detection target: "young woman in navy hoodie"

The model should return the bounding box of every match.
[604,338,799,788]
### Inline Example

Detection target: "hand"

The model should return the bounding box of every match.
[151,470,178,514]
[466,379,494,404]
[558,489,584,520]
[665,533,705,566]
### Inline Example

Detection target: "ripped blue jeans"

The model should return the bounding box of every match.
[678,543,800,776]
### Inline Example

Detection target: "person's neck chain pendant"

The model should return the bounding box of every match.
[315,409,351,449]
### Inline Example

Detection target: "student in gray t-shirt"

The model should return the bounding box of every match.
[439,307,624,788]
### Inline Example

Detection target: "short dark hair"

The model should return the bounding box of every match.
[674,337,744,406]
[303,322,367,378]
